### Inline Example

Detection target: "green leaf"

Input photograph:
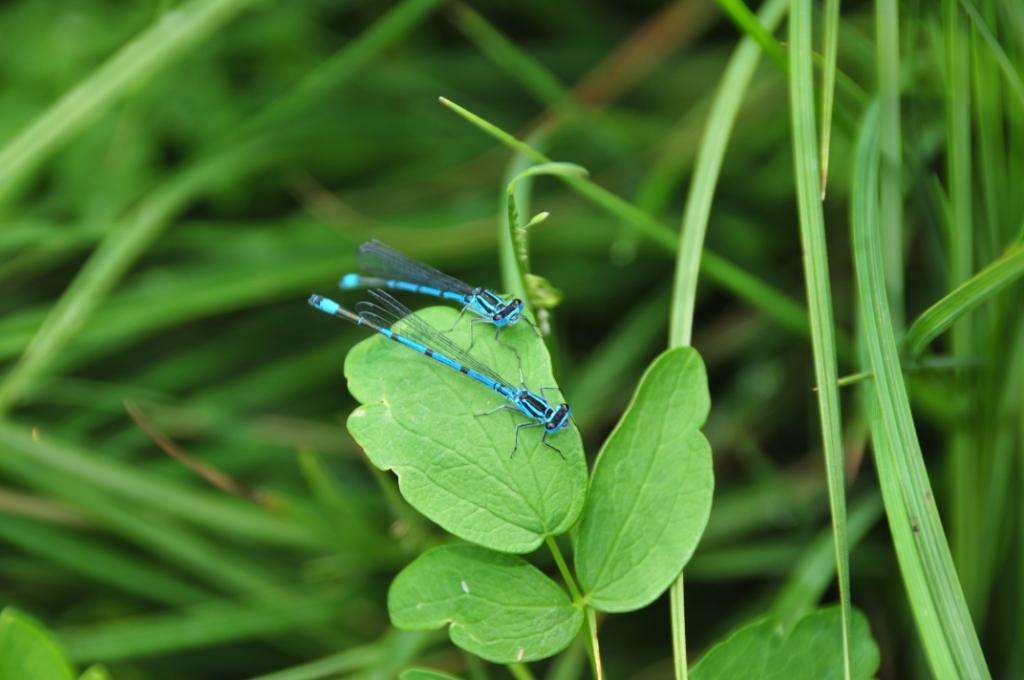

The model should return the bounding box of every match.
[345,305,587,553]
[78,666,112,680]
[690,607,880,680]
[0,608,75,680]
[399,669,463,680]
[575,347,714,611]
[388,544,582,664]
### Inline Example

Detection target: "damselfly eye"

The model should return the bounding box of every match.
[508,299,523,321]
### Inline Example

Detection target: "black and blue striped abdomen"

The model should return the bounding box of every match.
[339,273,470,304]
[382,328,505,395]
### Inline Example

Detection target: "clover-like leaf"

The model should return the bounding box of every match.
[389,543,582,664]
[346,306,587,553]
[0,608,75,680]
[690,606,880,679]
[575,347,714,611]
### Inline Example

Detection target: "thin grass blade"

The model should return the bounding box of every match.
[788,2,853,676]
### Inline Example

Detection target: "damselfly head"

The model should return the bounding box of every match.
[546,403,572,433]
[496,298,524,325]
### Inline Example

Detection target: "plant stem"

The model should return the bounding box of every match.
[670,575,687,679]
[507,663,537,680]
[544,535,582,601]
[585,607,605,680]
[544,535,602,680]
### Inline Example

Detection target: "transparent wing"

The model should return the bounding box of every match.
[357,290,515,390]
[357,240,474,295]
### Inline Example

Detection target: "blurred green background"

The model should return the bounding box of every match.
[1,0,1022,677]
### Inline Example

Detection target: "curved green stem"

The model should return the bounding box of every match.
[544,535,582,602]
[507,663,537,680]
[544,535,602,680]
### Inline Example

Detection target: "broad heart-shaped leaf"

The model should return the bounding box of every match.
[346,305,586,553]
[0,608,75,680]
[400,669,463,680]
[690,606,880,679]
[388,543,582,663]
[575,347,714,611]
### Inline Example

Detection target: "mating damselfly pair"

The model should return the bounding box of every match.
[309,241,571,455]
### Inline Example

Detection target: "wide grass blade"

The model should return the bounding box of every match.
[0,0,445,413]
[58,589,350,662]
[851,103,989,678]
[0,0,262,209]
[0,422,319,549]
[0,143,267,414]
[0,514,207,606]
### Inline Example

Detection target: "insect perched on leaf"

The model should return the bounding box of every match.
[339,240,539,356]
[309,289,571,456]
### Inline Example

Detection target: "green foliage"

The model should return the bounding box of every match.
[345,306,586,553]
[575,347,712,611]
[1,0,1021,677]
[690,607,879,680]
[388,544,581,663]
[0,608,74,680]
